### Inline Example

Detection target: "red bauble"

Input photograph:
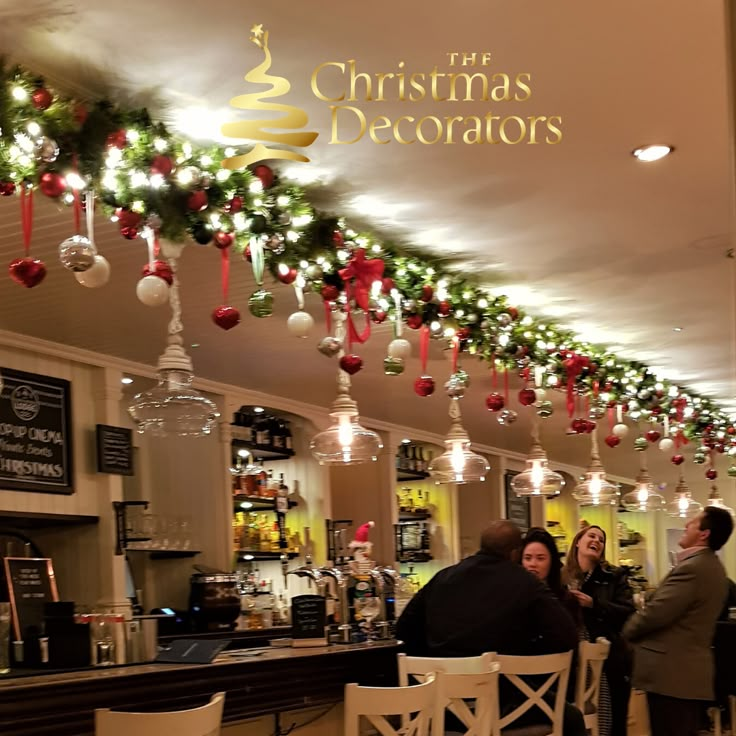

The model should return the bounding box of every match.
[150,155,175,177]
[406,314,423,330]
[8,257,46,288]
[38,172,66,198]
[420,285,434,302]
[120,226,138,240]
[645,430,661,443]
[706,468,718,481]
[0,182,16,196]
[73,103,88,126]
[115,208,141,230]
[31,87,53,110]
[321,284,340,301]
[277,267,298,285]
[585,421,597,433]
[571,418,588,434]
[224,196,243,213]
[486,393,505,412]
[212,305,241,331]
[253,164,274,188]
[671,454,685,466]
[243,245,252,263]
[213,231,234,249]
[507,307,519,320]
[332,230,345,248]
[142,260,174,286]
[728,427,736,436]
[371,310,387,324]
[518,388,536,406]
[456,327,471,340]
[106,129,127,149]
[414,376,435,397]
[381,277,396,294]
[339,354,363,375]
[187,190,208,212]
[605,434,621,448]
[438,300,452,316]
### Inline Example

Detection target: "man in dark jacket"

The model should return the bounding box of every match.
[397,520,585,735]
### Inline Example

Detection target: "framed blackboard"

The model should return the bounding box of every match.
[504,471,531,533]
[0,368,73,494]
[96,424,134,475]
[3,557,59,642]
[291,594,327,641]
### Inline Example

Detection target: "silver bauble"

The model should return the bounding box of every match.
[146,213,163,231]
[589,400,607,420]
[199,173,212,188]
[317,336,342,357]
[693,452,707,465]
[35,136,59,163]
[637,389,651,401]
[454,369,470,388]
[383,357,405,376]
[634,437,648,452]
[497,313,512,327]
[305,263,323,280]
[444,376,466,399]
[538,400,554,418]
[466,313,479,324]
[266,234,286,255]
[498,409,518,426]
[58,235,96,272]
[403,299,417,312]
[278,211,292,226]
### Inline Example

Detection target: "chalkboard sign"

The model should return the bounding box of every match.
[96,424,134,476]
[291,594,327,641]
[504,471,531,533]
[3,557,59,642]
[0,368,73,494]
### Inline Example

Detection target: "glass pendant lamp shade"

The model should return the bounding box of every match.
[706,485,735,517]
[622,462,665,512]
[512,436,564,497]
[572,429,620,506]
[666,474,703,518]
[429,400,489,484]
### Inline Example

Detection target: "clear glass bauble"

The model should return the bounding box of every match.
[59,235,96,272]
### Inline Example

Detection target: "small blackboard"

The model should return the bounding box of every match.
[3,557,59,642]
[504,471,531,533]
[291,594,327,640]
[96,424,134,476]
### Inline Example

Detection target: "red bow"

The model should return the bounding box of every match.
[339,248,384,345]
[562,352,590,418]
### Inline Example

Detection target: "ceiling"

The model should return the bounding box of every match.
[0,0,735,488]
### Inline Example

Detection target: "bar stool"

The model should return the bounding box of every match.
[575,638,610,736]
[95,691,225,736]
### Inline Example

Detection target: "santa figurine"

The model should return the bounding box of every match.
[349,521,375,575]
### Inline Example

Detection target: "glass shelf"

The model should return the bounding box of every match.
[398,510,432,522]
[126,548,201,560]
[236,550,299,561]
[397,469,431,482]
[233,495,297,511]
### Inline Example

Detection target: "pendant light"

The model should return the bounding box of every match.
[665,471,703,518]
[511,416,564,497]
[310,312,383,465]
[429,398,489,484]
[128,241,219,437]
[572,428,620,506]
[621,452,665,511]
[706,484,735,517]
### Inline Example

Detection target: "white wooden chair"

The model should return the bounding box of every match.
[344,677,436,736]
[431,666,501,736]
[495,651,573,736]
[95,691,225,736]
[575,638,610,736]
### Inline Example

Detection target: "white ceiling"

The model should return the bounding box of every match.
[0,0,735,489]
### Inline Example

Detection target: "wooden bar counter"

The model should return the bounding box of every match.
[0,640,401,736]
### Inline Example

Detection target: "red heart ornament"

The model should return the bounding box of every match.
[9,257,47,288]
[645,430,661,443]
[212,305,241,330]
[406,314,423,330]
[414,376,436,397]
[339,354,363,375]
[485,393,505,412]
[605,434,621,448]
[518,388,536,406]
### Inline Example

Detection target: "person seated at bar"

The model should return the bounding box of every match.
[396,520,586,736]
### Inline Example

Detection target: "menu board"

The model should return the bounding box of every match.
[3,557,59,642]
[96,424,134,475]
[0,368,73,494]
[504,471,531,533]
[291,594,327,640]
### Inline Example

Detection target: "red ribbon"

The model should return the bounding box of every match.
[608,407,615,432]
[491,359,498,389]
[338,248,384,345]
[503,364,510,405]
[451,337,459,374]
[324,301,332,335]
[72,156,81,233]
[20,185,33,255]
[563,353,589,418]
[420,325,430,374]
[221,248,230,303]
[154,234,160,259]
[522,365,531,386]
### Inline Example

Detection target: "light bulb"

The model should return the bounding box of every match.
[450,440,466,475]
[637,486,648,504]
[530,460,544,489]
[589,474,602,498]
[337,414,354,449]
[678,495,688,513]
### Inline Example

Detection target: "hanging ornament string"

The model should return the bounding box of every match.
[84,191,96,245]
[393,290,403,337]
[420,324,430,374]
[71,157,82,234]
[616,404,623,425]
[503,363,510,407]
[491,356,498,389]
[451,335,460,374]
[663,415,670,439]
[608,406,615,433]
[294,278,305,311]
[563,352,588,418]
[250,236,265,287]
[221,247,230,304]
[20,185,34,255]
[145,229,157,269]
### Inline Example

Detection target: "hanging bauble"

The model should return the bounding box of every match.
[420,285,434,302]
[224,196,243,213]
[339,354,363,375]
[31,87,53,110]
[534,388,547,403]
[637,389,652,401]
[253,164,274,188]
[317,336,342,357]
[706,468,718,481]
[8,257,47,288]
[371,310,387,324]
[697,445,710,455]
[34,137,59,163]
[0,182,16,196]
[75,255,110,288]
[277,267,298,285]
[248,289,274,318]
[384,357,405,376]
[406,314,423,330]
[278,211,292,226]
[497,313,513,327]
[136,275,169,306]
[658,437,675,452]
[585,420,597,433]
[429,320,444,338]
[403,299,418,313]
[39,172,66,198]
[498,409,518,426]
[518,388,536,406]
[287,311,314,338]
[605,434,621,448]
[305,264,323,281]
[456,327,471,341]
[589,400,607,420]
[634,437,648,452]
[141,260,173,285]
[485,393,505,412]
[333,230,345,248]
[263,234,284,254]
[187,190,208,212]
[250,214,268,234]
[73,103,88,126]
[693,452,707,465]
[414,376,435,397]
[388,338,411,360]
[120,226,139,240]
[571,418,588,434]
[537,400,554,418]
[213,231,234,249]
[116,208,141,230]
[150,155,175,177]
[671,454,685,465]
[438,300,452,316]
[455,369,470,388]
[444,375,466,399]
[612,423,629,438]
[106,129,127,149]
[728,465,736,478]
[58,235,96,272]
[466,313,479,324]
[381,277,396,293]
[645,430,661,443]
[321,284,340,301]
[192,223,212,245]
[212,305,241,330]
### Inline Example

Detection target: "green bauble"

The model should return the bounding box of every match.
[728,465,736,478]
[693,452,707,465]
[454,369,470,388]
[537,400,554,418]
[383,357,405,376]
[248,289,274,318]
[634,437,648,452]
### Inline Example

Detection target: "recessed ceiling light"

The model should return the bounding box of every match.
[253,406,265,413]
[191,343,200,348]
[121,377,134,385]
[672,326,683,332]
[632,145,673,162]
[401,438,412,444]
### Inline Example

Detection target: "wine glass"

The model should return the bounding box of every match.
[355,597,382,642]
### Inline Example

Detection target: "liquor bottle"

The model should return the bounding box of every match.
[276,474,289,514]
[272,419,286,450]
[398,444,409,471]
[255,415,271,447]
[283,422,293,451]
[240,410,255,443]
[415,446,425,473]
[408,445,417,472]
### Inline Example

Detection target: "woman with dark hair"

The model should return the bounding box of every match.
[564,524,635,736]
[521,527,569,601]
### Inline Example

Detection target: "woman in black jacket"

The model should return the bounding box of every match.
[565,524,635,736]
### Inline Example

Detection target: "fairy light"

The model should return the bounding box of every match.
[299,260,309,269]
[200,154,213,166]
[293,214,313,228]
[286,231,299,242]
[26,122,41,137]
[126,129,140,143]
[177,168,195,185]
[149,174,165,189]
[477,298,489,309]
[153,138,168,152]
[232,213,247,231]
[224,147,235,158]
[277,195,290,207]
[66,172,87,190]
[102,171,117,189]
[129,171,147,188]
[182,142,193,158]
[63,193,74,204]
[426,267,435,276]
[210,213,222,229]
[372,244,382,253]
[249,180,263,193]
[521,316,533,326]
[216,169,230,182]
[253,198,263,207]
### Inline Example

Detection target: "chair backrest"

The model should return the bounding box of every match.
[495,651,573,736]
[431,665,501,736]
[575,638,611,718]
[344,676,436,736]
[95,692,225,736]
[398,652,497,685]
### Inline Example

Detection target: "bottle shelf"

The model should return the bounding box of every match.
[126,548,201,560]
[233,495,297,511]
[397,469,431,482]
[236,550,300,561]
[398,510,432,522]
[231,437,295,461]
[398,552,433,563]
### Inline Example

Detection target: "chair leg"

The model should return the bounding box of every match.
[709,706,722,736]
[729,696,736,736]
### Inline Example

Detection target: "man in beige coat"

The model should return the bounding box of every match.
[623,506,733,736]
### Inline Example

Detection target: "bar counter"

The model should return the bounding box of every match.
[0,640,401,736]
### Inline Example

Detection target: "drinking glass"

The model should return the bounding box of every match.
[0,603,11,674]
[355,597,382,642]
[567,579,580,592]
[91,614,115,667]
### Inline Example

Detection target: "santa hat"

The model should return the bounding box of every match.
[349,521,375,547]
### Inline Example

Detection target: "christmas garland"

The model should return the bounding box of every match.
[0,60,734,473]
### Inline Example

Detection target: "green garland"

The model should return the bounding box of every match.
[0,60,734,463]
